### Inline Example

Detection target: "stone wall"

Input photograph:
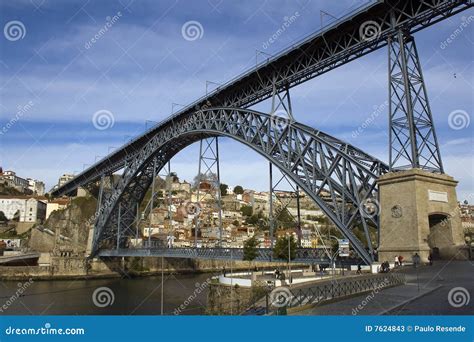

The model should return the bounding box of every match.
[207,282,269,315]
[0,266,51,279]
[29,228,55,252]
[378,169,466,262]
[50,256,87,276]
[124,257,303,275]
[16,222,35,235]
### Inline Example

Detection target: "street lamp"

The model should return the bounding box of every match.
[286,232,292,286]
[325,235,340,278]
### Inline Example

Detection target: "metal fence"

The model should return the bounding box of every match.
[261,273,405,314]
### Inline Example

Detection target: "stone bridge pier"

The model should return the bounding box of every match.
[377,169,466,263]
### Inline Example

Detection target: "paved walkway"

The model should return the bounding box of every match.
[291,260,474,315]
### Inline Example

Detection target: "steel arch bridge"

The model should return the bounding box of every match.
[51,0,473,265]
[92,108,387,264]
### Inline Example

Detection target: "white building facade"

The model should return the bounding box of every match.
[0,197,47,223]
[27,178,45,196]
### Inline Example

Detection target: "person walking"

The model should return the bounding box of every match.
[428,253,433,266]
[398,255,404,267]
[394,255,399,268]
[412,253,420,268]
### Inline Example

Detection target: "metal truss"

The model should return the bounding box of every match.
[91,174,118,250]
[52,1,472,198]
[90,107,387,264]
[388,30,443,172]
[194,137,223,247]
[139,161,173,244]
[269,170,303,246]
[97,245,331,264]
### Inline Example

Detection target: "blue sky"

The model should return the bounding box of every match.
[0,0,473,200]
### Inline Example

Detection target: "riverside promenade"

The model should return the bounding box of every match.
[293,261,473,315]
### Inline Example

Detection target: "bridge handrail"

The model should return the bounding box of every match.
[265,272,406,313]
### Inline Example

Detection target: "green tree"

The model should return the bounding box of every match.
[220,183,228,196]
[233,185,244,194]
[240,205,253,217]
[273,235,297,261]
[232,219,239,226]
[0,211,7,222]
[243,236,259,262]
[246,214,259,225]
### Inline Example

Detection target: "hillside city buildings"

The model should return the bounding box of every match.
[0,167,473,253]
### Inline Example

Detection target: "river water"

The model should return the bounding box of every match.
[0,273,214,315]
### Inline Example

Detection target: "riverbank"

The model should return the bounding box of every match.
[0,256,307,281]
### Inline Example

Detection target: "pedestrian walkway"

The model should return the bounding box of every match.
[291,260,473,315]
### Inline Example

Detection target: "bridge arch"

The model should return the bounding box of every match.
[93,108,388,264]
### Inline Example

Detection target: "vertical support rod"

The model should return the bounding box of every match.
[166,162,173,246]
[135,203,139,242]
[149,158,156,244]
[285,84,294,120]
[116,203,121,249]
[270,76,277,114]
[195,141,204,247]
[388,35,393,171]
[296,186,301,247]
[161,256,164,315]
[288,234,291,286]
[269,163,274,252]
[215,137,223,247]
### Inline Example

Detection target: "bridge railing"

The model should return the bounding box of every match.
[103,241,334,263]
[265,273,405,314]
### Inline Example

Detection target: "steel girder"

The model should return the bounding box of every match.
[91,108,388,264]
[51,0,472,198]
[388,31,443,172]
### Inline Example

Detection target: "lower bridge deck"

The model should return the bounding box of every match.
[96,247,360,265]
